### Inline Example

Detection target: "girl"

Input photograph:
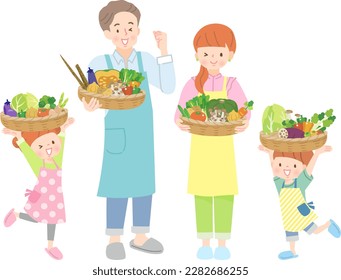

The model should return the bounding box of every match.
[2,117,74,260]
[259,145,341,260]
[175,24,251,260]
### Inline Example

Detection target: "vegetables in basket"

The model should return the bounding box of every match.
[2,93,68,119]
[263,103,336,138]
[95,69,120,88]
[262,104,286,134]
[87,67,97,84]
[179,95,254,123]
[3,99,17,117]
[278,127,304,139]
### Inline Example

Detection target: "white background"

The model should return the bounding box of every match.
[0,0,341,279]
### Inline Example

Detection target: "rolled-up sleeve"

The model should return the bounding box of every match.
[141,52,175,94]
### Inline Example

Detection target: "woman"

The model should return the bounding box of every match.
[175,24,251,260]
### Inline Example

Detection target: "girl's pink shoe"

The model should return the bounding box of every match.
[45,247,63,260]
[4,209,16,227]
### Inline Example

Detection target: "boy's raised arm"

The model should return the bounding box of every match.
[306,145,332,176]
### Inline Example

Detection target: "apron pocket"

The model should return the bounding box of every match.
[297,203,311,216]
[105,128,126,154]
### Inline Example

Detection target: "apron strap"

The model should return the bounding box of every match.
[105,54,114,69]
[282,178,298,188]
[42,159,59,169]
[223,76,229,97]
[136,52,144,73]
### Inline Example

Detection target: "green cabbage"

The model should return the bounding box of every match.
[262,104,286,134]
[26,93,38,109]
[10,93,39,113]
[10,93,27,113]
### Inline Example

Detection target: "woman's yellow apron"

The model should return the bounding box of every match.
[188,77,238,197]
[279,179,318,232]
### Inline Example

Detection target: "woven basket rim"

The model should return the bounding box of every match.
[1,109,68,131]
[260,130,327,142]
[259,130,328,152]
[78,86,145,100]
[180,116,245,127]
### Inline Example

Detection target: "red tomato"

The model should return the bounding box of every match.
[122,86,133,95]
[294,123,303,131]
[37,108,50,117]
[190,111,206,121]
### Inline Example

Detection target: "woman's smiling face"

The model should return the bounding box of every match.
[196,46,233,71]
[31,133,61,160]
[104,11,140,49]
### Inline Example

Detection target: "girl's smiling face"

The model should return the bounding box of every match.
[104,11,140,49]
[31,133,61,160]
[272,157,305,180]
[196,46,233,71]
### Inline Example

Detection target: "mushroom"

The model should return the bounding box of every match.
[285,109,293,120]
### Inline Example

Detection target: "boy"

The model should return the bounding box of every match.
[259,145,340,260]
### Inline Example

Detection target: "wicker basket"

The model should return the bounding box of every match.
[260,131,327,152]
[1,109,68,132]
[78,87,145,110]
[181,117,245,136]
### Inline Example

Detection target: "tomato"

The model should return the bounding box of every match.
[37,108,50,117]
[122,86,133,95]
[190,111,206,121]
[294,123,303,131]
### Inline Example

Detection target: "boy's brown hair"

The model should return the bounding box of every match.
[99,0,141,31]
[273,151,314,165]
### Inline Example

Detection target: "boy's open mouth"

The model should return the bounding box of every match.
[284,169,291,176]
[46,148,52,156]
[122,39,128,46]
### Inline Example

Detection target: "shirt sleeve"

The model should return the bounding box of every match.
[141,52,175,94]
[53,133,65,168]
[227,78,251,120]
[17,139,42,177]
[174,78,198,122]
[273,176,284,195]
[297,169,313,192]
[89,55,107,72]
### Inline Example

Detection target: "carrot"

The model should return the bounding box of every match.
[238,107,247,118]
[238,100,254,118]
[303,121,314,133]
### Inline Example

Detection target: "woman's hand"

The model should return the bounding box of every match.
[235,120,249,133]
[176,118,190,132]
[82,97,102,112]
[154,31,168,56]
[2,128,22,140]
[61,117,75,132]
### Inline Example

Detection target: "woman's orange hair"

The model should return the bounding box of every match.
[12,128,61,148]
[193,24,236,93]
[273,151,314,166]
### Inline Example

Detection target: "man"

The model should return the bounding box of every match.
[83,0,175,260]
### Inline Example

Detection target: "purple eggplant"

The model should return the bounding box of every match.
[87,67,97,84]
[278,127,304,139]
[3,99,17,117]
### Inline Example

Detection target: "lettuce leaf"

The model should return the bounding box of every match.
[26,93,38,109]
[10,93,27,113]
[262,104,286,134]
